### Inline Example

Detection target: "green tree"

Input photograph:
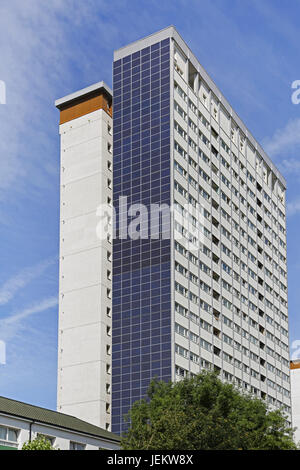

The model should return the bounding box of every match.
[22,436,59,450]
[121,371,296,450]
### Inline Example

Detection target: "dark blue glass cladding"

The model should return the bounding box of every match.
[112,38,172,435]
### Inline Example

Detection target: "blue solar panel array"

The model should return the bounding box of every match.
[112,38,172,435]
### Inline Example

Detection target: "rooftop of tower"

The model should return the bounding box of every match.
[55,81,112,109]
[114,26,286,189]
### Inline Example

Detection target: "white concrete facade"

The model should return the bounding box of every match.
[56,84,113,431]
[170,40,291,418]
[291,361,300,443]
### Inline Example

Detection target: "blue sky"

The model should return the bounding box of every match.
[0,0,300,411]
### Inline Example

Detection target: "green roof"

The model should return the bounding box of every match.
[0,396,120,443]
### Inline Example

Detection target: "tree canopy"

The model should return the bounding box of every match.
[121,371,296,450]
[22,436,58,450]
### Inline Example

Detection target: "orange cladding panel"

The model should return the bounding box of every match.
[59,93,112,124]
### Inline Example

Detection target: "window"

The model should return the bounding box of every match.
[0,426,19,448]
[70,441,86,450]
[174,160,187,178]
[231,127,235,142]
[175,343,189,359]
[107,124,112,135]
[175,322,189,338]
[176,365,188,377]
[37,434,55,446]
[174,81,187,101]
[174,121,187,140]
[174,101,187,121]
[240,135,245,151]
[188,99,197,115]
[106,383,111,394]
[188,117,197,133]
[107,142,112,154]
[174,140,187,159]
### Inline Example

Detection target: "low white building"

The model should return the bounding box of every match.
[291,360,300,445]
[0,396,120,450]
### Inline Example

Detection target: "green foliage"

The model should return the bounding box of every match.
[22,436,58,450]
[121,371,296,450]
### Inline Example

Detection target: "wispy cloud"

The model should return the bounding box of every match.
[277,158,300,177]
[263,118,300,157]
[251,0,300,50]
[0,296,58,408]
[3,296,58,326]
[0,257,56,306]
[0,0,115,202]
[287,199,300,217]
[1,296,58,345]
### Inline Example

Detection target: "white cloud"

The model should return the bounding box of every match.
[0,0,117,203]
[3,296,58,326]
[277,158,300,176]
[1,296,58,344]
[263,118,300,157]
[0,257,56,306]
[287,199,300,217]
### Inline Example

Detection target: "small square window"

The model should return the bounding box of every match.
[37,434,55,446]
[70,441,86,451]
